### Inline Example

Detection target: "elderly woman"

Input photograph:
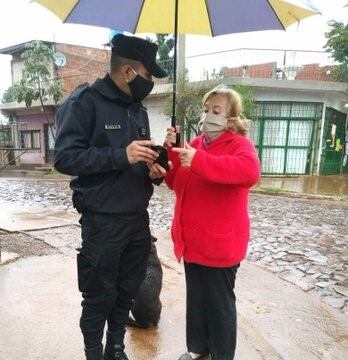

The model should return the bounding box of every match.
[165,86,261,360]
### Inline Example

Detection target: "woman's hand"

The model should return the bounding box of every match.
[172,143,196,168]
[165,127,177,147]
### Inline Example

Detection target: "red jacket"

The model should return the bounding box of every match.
[165,131,260,267]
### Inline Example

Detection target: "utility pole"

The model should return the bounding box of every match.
[177,34,186,82]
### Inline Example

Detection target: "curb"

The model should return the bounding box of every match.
[238,314,284,360]
[252,189,348,204]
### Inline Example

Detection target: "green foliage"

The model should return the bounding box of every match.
[1,85,17,103]
[1,41,63,106]
[48,81,63,104]
[14,79,36,107]
[156,34,174,62]
[324,21,348,81]
[233,84,256,120]
[147,34,174,78]
[164,79,216,128]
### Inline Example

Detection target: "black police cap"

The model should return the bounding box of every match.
[111,34,167,79]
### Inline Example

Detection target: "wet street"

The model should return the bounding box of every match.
[0,177,347,311]
[0,177,347,359]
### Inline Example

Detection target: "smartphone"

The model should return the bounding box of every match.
[150,145,170,171]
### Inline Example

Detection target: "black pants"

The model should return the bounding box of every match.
[77,210,152,349]
[184,262,239,360]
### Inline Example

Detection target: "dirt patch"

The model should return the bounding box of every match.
[0,230,59,259]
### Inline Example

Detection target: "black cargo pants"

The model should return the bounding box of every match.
[77,210,152,349]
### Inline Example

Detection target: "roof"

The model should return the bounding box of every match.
[0,98,59,112]
[0,41,53,55]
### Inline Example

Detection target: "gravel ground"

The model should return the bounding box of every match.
[0,178,347,310]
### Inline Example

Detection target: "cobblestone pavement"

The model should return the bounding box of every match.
[0,178,73,211]
[0,178,347,311]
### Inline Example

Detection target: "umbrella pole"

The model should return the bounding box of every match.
[172,0,181,146]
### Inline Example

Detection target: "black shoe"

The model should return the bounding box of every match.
[84,344,103,360]
[178,352,210,360]
[104,344,129,360]
[104,331,128,360]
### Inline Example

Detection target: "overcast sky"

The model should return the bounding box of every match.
[0,0,347,95]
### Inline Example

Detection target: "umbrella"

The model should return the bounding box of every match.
[34,0,320,130]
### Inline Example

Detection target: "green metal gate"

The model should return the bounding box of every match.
[320,107,347,174]
[250,102,322,175]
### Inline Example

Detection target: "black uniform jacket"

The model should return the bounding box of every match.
[54,74,157,216]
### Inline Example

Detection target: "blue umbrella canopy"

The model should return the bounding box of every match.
[34,0,320,35]
[34,0,320,129]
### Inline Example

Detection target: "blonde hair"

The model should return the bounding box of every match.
[202,86,250,136]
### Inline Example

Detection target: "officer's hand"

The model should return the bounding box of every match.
[147,161,173,179]
[147,162,166,179]
[126,140,158,164]
[164,127,177,147]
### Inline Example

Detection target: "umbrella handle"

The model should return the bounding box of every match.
[170,115,181,147]
[175,132,181,147]
[171,97,180,146]
[174,124,181,147]
[171,0,179,146]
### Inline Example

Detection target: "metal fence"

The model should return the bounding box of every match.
[2,48,338,91]
[250,102,323,175]
[0,123,31,170]
[158,48,341,83]
[49,48,342,92]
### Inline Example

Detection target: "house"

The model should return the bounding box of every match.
[0,40,171,168]
[0,41,110,166]
[1,43,347,175]
[145,49,348,176]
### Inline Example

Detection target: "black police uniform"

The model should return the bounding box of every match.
[54,74,159,356]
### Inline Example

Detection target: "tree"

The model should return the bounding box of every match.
[324,20,348,81]
[147,34,174,78]
[233,84,256,120]
[1,85,17,104]
[2,41,62,138]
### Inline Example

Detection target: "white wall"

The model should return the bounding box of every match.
[12,59,25,83]
[254,88,348,115]
[144,95,171,145]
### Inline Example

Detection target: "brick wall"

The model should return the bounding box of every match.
[223,62,277,79]
[295,64,334,81]
[54,43,170,93]
[55,43,110,95]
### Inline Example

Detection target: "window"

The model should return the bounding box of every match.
[21,130,41,149]
[252,102,322,175]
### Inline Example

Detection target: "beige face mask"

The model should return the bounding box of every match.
[200,113,227,142]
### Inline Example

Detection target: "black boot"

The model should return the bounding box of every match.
[84,344,103,360]
[104,331,129,360]
[104,344,129,360]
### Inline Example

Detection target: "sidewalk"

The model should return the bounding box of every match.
[153,229,348,360]
[0,254,275,360]
[1,229,347,360]
[255,174,348,200]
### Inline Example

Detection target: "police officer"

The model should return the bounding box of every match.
[54,34,168,360]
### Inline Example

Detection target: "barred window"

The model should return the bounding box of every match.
[21,130,41,149]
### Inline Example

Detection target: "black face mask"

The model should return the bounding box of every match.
[128,70,154,102]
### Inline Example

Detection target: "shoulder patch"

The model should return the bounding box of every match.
[70,83,89,100]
